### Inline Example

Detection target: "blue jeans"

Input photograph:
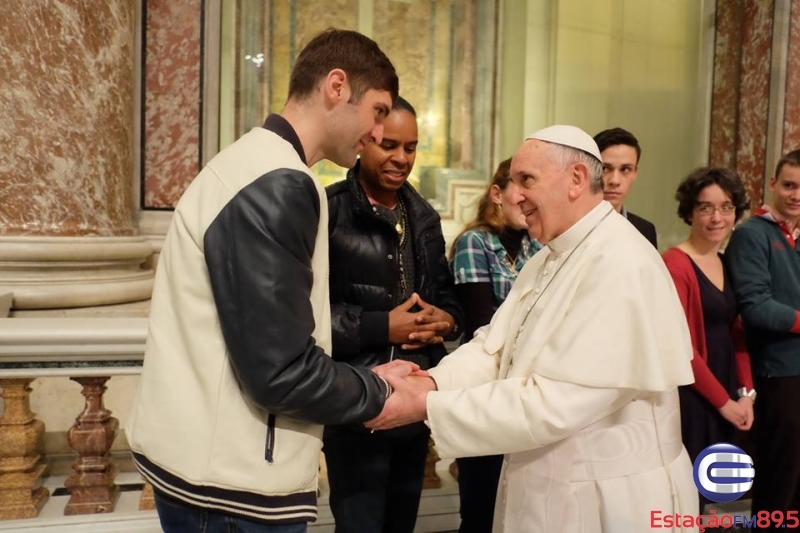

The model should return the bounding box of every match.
[154,490,308,533]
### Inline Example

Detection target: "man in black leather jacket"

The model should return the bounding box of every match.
[324,97,464,533]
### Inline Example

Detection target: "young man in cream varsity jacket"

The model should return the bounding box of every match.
[127,29,415,533]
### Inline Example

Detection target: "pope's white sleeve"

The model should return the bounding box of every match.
[427,374,639,458]
[428,327,499,391]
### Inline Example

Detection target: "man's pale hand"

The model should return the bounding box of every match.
[371,360,426,380]
[365,375,435,430]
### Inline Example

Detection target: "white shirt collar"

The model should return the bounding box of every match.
[547,200,615,256]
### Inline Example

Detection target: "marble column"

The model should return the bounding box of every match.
[0,1,153,313]
[142,0,203,209]
[708,0,774,207]
[783,0,800,153]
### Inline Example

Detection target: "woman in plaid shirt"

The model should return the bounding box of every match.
[447,158,542,533]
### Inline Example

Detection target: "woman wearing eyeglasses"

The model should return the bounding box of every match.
[662,167,754,511]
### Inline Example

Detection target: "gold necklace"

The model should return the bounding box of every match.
[396,199,409,296]
[504,251,518,271]
[395,199,407,242]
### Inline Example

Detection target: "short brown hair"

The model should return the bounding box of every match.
[288,29,398,105]
[593,127,641,164]
[775,149,800,180]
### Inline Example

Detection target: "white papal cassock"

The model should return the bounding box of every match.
[428,201,699,532]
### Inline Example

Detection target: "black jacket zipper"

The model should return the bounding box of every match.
[265,413,276,463]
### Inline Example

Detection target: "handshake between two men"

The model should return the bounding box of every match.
[367,291,456,431]
[366,359,435,431]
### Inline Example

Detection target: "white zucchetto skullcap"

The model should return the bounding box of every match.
[526,125,602,162]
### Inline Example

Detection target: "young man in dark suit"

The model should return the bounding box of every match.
[594,127,658,248]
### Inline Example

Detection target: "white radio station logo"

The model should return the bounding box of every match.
[692,442,754,503]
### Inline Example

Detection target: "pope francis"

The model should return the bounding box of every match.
[367,125,700,532]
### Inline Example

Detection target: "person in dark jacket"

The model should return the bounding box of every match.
[726,149,800,529]
[324,96,463,533]
[594,127,658,247]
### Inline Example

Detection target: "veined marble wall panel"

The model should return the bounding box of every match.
[784,0,800,153]
[735,0,774,205]
[708,1,743,170]
[142,0,202,208]
[0,0,136,236]
[709,0,774,206]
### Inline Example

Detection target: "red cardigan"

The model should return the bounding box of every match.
[662,247,754,409]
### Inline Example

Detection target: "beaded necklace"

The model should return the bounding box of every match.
[395,197,409,297]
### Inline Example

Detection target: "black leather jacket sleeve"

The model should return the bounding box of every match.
[203,169,386,425]
[330,305,388,359]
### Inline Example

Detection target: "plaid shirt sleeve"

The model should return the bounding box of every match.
[451,230,492,285]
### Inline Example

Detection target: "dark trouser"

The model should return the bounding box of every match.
[750,376,800,532]
[154,489,307,533]
[323,427,430,533]
[456,455,503,533]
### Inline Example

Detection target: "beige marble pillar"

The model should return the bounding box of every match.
[139,481,155,510]
[0,1,153,313]
[0,379,49,520]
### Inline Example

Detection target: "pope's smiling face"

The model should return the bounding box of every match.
[510,140,573,244]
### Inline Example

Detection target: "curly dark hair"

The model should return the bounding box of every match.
[674,167,749,225]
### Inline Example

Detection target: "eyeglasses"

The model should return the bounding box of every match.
[695,203,736,216]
